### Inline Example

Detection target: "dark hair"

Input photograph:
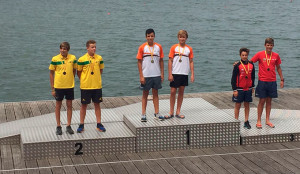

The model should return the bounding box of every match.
[239,47,250,55]
[60,42,70,51]
[145,28,155,36]
[86,40,96,48]
[265,37,274,45]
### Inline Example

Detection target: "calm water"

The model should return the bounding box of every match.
[0,0,299,102]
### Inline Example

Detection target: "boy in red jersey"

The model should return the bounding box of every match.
[251,38,284,129]
[231,48,255,129]
[137,29,164,122]
[165,30,194,119]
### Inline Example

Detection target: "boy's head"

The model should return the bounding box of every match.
[60,42,70,57]
[264,37,274,53]
[177,30,188,45]
[239,47,249,61]
[86,40,96,56]
[145,29,155,45]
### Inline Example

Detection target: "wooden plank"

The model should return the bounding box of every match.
[44,100,56,113]
[20,102,33,118]
[4,103,15,122]
[12,102,24,121]
[93,155,116,174]
[137,152,167,174]
[211,147,255,174]
[232,146,281,174]
[37,101,51,115]
[147,152,179,174]
[29,101,42,117]
[0,103,6,123]
[243,145,293,174]
[121,97,136,105]
[60,157,78,174]
[115,154,140,174]
[71,156,91,174]
[190,149,229,174]
[11,145,26,174]
[220,146,268,174]
[48,157,65,174]
[158,151,192,174]
[200,148,242,174]
[126,153,154,174]
[178,150,217,174]
[101,98,114,109]
[37,159,52,174]
[1,145,14,173]
[82,156,103,174]
[25,159,39,174]
[105,154,128,174]
[168,150,204,174]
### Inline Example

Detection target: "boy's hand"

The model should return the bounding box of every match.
[252,88,255,93]
[280,80,284,88]
[168,75,173,82]
[161,75,164,83]
[233,61,238,66]
[51,91,56,98]
[191,75,194,83]
[233,91,238,97]
[140,76,145,84]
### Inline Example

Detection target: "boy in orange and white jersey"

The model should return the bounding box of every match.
[165,30,194,119]
[137,29,164,122]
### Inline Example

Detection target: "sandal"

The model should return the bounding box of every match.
[266,122,275,128]
[164,115,174,119]
[256,123,262,129]
[175,115,185,119]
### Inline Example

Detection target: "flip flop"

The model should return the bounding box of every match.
[256,123,262,129]
[266,122,275,128]
[175,115,185,119]
[164,115,174,119]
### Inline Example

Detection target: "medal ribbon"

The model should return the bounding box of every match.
[178,44,185,61]
[265,50,272,67]
[89,57,95,73]
[240,60,249,75]
[61,56,68,73]
[147,43,154,62]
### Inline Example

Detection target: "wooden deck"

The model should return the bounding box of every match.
[1,88,300,173]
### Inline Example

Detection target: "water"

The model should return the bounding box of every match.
[0,0,299,102]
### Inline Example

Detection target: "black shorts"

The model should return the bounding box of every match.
[55,88,74,101]
[232,89,253,103]
[81,89,103,104]
[255,80,278,98]
[170,74,188,88]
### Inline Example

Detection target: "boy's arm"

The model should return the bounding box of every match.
[276,64,284,88]
[49,70,55,97]
[100,69,103,74]
[137,59,145,84]
[77,70,82,80]
[159,58,164,82]
[231,65,239,97]
[168,58,173,81]
[251,63,255,87]
[190,58,194,83]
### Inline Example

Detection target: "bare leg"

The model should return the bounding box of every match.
[169,87,177,115]
[257,98,266,125]
[152,89,159,114]
[55,100,62,126]
[66,100,72,126]
[244,102,250,121]
[80,104,88,124]
[94,102,101,123]
[265,97,272,123]
[142,90,149,115]
[234,102,241,120]
[176,86,185,115]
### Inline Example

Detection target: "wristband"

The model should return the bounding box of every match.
[281,79,284,82]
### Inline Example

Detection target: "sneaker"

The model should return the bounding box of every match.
[56,126,62,135]
[244,121,251,129]
[66,125,74,134]
[96,123,106,132]
[77,124,84,133]
[141,114,147,122]
[154,113,164,121]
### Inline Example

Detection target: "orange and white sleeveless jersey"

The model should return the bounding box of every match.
[136,42,164,77]
[169,44,193,75]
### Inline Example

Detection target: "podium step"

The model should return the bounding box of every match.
[21,122,135,160]
[123,98,240,152]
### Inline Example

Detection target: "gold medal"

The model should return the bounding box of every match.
[245,76,248,79]
[267,68,270,71]
[147,43,154,63]
[151,60,154,63]
[240,60,249,78]
[63,72,66,75]
[265,51,272,71]
[91,72,94,75]
[178,44,185,63]
[179,59,182,63]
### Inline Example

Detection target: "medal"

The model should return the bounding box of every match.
[265,51,272,71]
[179,59,182,63]
[178,44,185,63]
[151,60,154,63]
[240,60,249,78]
[267,68,270,71]
[63,72,66,75]
[91,72,94,75]
[245,76,248,79]
[148,43,155,64]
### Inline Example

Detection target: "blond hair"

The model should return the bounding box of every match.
[177,30,188,38]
